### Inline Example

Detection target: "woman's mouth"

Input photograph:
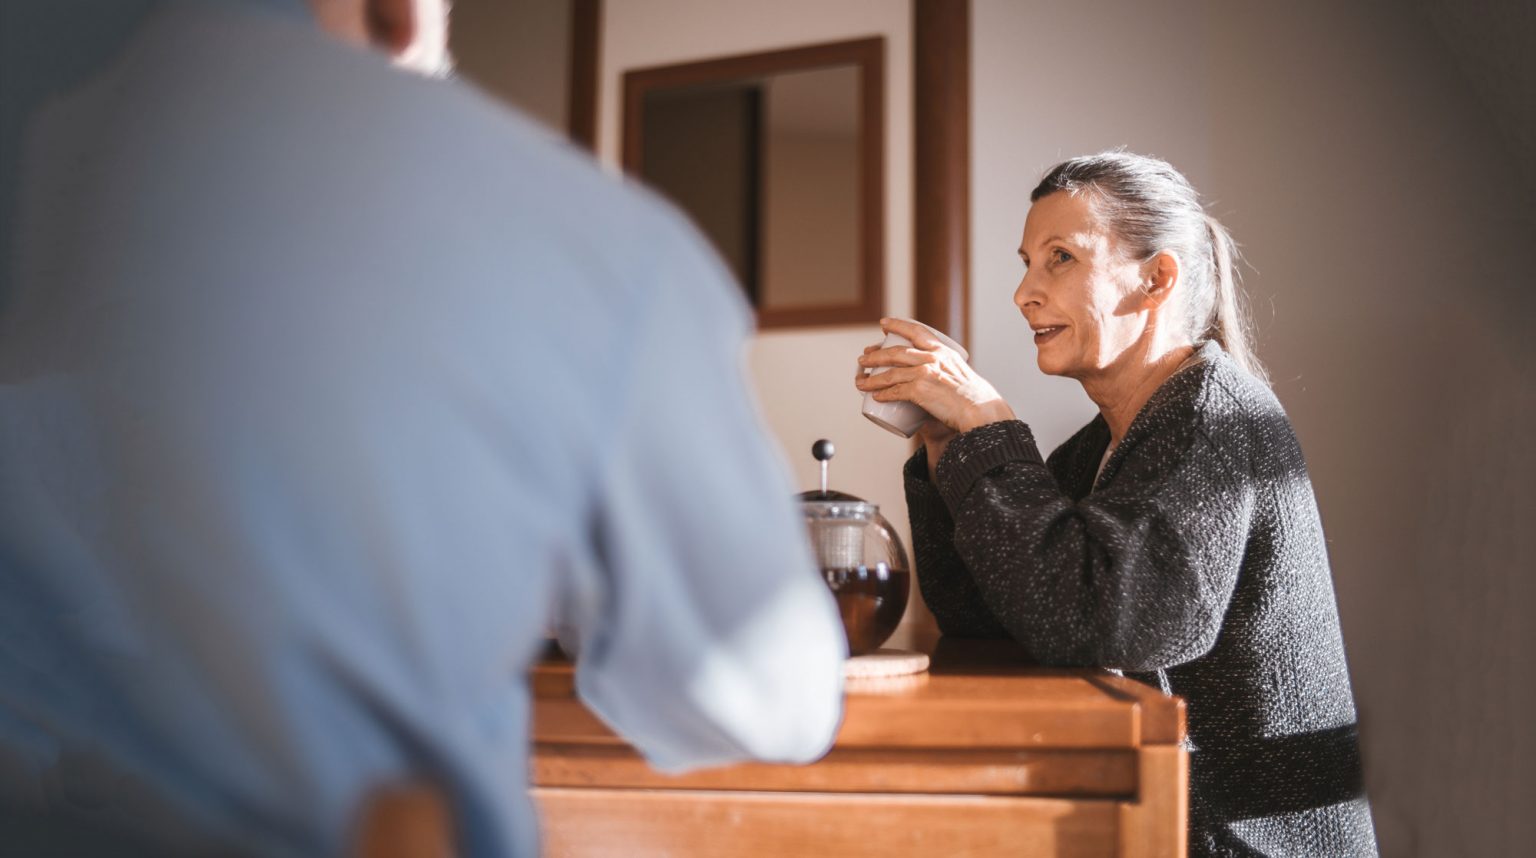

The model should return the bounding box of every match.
[1032,325,1065,344]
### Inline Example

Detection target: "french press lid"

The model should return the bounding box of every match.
[794,439,866,502]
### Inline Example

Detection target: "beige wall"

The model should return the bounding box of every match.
[600,1,927,646]
[973,1,1534,854]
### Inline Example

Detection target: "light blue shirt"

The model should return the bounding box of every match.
[0,3,847,855]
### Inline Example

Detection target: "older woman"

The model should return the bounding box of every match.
[856,152,1377,856]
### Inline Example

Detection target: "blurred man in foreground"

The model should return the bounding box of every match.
[0,1,847,854]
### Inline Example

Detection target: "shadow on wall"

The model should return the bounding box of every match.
[970,0,1534,855]
[1204,3,1536,856]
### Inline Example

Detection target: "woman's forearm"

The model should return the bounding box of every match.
[935,421,1251,671]
[904,449,1009,638]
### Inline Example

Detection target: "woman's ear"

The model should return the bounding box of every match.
[1141,251,1181,308]
[365,0,418,58]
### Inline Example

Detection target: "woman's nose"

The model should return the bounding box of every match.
[1013,273,1043,311]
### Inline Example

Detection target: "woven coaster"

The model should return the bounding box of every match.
[844,649,930,679]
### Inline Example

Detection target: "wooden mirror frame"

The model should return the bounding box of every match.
[620,38,885,330]
[567,0,602,150]
[572,2,969,345]
[912,0,969,349]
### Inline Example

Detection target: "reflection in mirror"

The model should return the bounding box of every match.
[447,0,599,150]
[625,39,883,328]
[449,0,572,131]
[761,67,859,310]
[641,82,764,299]
[640,67,858,310]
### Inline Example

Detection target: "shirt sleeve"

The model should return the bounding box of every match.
[552,213,847,773]
[932,418,1255,672]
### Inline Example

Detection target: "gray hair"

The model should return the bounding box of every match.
[1030,151,1267,384]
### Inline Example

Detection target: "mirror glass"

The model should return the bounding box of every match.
[640,66,858,309]
[624,40,883,328]
[450,0,572,133]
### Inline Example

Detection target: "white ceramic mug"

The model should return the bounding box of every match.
[861,320,969,437]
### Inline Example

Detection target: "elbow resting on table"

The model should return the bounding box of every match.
[698,679,842,767]
[1012,608,1222,674]
[1102,613,1223,673]
[742,683,843,765]
[684,647,845,767]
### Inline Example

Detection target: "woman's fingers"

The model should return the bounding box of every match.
[855,343,884,384]
[858,346,935,369]
[879,317,941,350]
[857,364,923,392]
[855,367,888,389]
[871,379,921,403]
[856,326,949,398]
[857,322,1007,434]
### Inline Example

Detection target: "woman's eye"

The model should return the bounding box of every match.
[1051,248,1073,265]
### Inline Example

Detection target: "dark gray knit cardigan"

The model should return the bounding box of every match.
[904,341,1377,856]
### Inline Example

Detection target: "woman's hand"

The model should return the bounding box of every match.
[853,342,956,463]
[854,318,1015,437]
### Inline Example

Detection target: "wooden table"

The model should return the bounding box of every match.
[530,639,1186,857]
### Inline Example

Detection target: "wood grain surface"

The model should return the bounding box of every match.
[530,638,1187,857]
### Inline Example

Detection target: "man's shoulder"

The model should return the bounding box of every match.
[129,2,723,295]
[323,62,720,307]
[142,0,683,249]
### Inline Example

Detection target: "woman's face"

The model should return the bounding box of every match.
[1013,191,1149,380]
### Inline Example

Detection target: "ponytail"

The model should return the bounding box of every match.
[1204,215,1268,385]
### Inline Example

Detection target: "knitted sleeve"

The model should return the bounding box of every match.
[932,418,1255,672]
[902,448,1010,638]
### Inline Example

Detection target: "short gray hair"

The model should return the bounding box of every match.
[1030,151,1267,384]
